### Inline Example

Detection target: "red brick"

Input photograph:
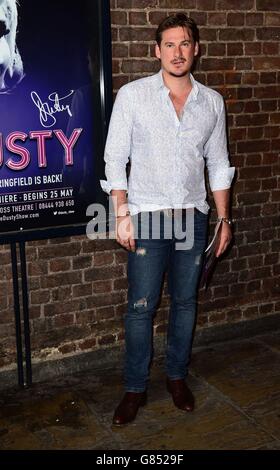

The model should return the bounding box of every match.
[197,0,216,9]
[244,101,260,113]
[237,192,270,205]
[261,100,278,111]
[53,314,75,328]
[98,334,116,346]
[94,252,114,267]
[199,28,218,41]
[247,280,261,293]
[237,87,253,100]
[265,126,280,138]
[236,114,269,126]
[208,43,226,56]
[236,58,253,70]
[247,127,264,139]
[207,73,225,86]
[73,284,93,298]
[117,0,157,7]
[31,290,50,305]
[49,259,71,273]
[219,28,255,41]
[86,292,125,309]
[253,57,280,70]
[38,243,81,260]
[51,286,72,302]
[112,43,129,58]
[256,27,280,41]
[217,0,254,8]
[120,27,156,42]
[254,85,280,99]
[260,72,277,83]
[111,28,118,42]
[244,42,262,55]
[270,113,280,124]
[129,12,147,25]
[230,128,247,141]
[227,43,244,56]
[28,261,48,276]
[208,12,227,25]
[263,42,279,55]
[256,0,280,11]
[58,343,77,355]
[189,11,207,25]
[149,11,167,26]
[92,280,113,294]
[72,255,92,270]
[265,13,280,26]
[41,272,82,288]
[96,306,115,320]
[243,305,259,320]
[160,0,196,6]
[225,72,242,84]
[246,13,264,25]
[113,75,130,90]
[242,72,259,85]
[114,278,128,290]
[79,337,97,351]
[201,58,235,71]
[111,11,127,25]
[262,152,278,164]
[244,155,262,168]
[239,165,272,179]
[227,13,245,26]
[122,59,159,73]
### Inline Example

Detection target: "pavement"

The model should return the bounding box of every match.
[0,330,279,450]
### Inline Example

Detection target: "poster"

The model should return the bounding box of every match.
[0,0,111,241]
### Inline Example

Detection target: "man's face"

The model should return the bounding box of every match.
[155,26,199,78]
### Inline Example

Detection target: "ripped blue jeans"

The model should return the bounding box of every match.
[124,208,208,392]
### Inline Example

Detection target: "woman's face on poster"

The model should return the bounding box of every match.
[0,0,24,92]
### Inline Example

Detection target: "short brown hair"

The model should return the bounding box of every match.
[156,13,199,47]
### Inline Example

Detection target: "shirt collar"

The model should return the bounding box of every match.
[155,69,199,101]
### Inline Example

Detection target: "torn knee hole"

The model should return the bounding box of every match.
[136,248,146,256]
[134,297,148,309]
[195,254,202,265]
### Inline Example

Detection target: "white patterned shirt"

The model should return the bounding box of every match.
[101,70,235,215]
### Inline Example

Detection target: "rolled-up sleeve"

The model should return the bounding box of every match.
[100,86,133,195]
[204,96,235,191]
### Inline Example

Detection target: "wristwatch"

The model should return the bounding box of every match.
[217,216,233,225]
[116,210,131,219]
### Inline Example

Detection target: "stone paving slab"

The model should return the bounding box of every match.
[0,333,279,450]
[0,392,112,450]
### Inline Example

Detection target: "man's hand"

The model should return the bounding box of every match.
[216,222,232,257]
[116,215,136,252]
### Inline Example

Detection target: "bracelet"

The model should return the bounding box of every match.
[217,216,233,225]
[116,210,131,219]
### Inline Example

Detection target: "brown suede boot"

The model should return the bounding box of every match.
[166,377,195,412]
[112,391,147,426]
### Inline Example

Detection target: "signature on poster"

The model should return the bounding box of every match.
[30,90,74,128]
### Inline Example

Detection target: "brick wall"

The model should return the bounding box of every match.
[0,0,279,371]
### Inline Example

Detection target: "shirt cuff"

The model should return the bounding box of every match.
[209,166,235,192]
[100,179,128,195]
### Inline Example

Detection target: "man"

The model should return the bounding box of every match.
[101,13,235,426]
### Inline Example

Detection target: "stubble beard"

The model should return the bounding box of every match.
[169,69,189,78]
